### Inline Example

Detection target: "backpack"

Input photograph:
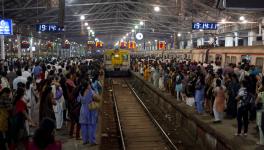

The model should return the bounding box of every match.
[240,92,253,109]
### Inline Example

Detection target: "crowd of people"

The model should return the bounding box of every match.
[0,57,103,150]
[131,56,264,145]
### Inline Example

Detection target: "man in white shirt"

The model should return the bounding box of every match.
[13,70,27,90]
[22,66,31,79]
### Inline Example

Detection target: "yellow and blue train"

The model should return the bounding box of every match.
[104,49,130,76]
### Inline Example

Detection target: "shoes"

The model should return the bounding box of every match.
[213,120,222,124]
[90,143,98,146]
[243,133,247,137]
[256,142,264,145]
[234,133,241,136]
[76,137,81,140]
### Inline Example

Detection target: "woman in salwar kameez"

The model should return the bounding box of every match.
[78,80,99,145]
[195,74,205,114]
[77,81,94,145]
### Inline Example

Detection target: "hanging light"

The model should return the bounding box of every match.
[80,15,85,20]
[84,22,88,26]
[132,29,135,32]
[177,33,181,37]
[135,25,138,29]
[239,16,245,21]
[87,26,91,30]
[154,6,160,12]
[140,21,144,26]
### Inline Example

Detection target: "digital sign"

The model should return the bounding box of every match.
[224,0,264,9]
[192,22,218,30]
[0,19,13,35]
[36,24,64,32]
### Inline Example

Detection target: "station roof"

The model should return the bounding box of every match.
[0,0,263,43]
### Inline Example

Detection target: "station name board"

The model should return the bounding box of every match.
[0,19,13,35]
[192,22,218,30]
[36,24,64,32]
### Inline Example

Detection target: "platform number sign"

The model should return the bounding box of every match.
[192,22,218,30]
[36,24,64,32]
[0,19,13,35]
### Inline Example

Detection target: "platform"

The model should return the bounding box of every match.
[130,71,264,150]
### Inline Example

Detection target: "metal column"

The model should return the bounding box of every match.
[1,35,5,60]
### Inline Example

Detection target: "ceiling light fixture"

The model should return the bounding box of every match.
[140,21,144,26]
[239,16,245,21]
[154,6,160,12]
[221,19,226,23]
[84,22,88,26]
[80,15,85,20]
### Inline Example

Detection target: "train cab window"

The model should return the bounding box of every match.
[231,56,237,64]
[256,57,264,70]
[123,54,128,61]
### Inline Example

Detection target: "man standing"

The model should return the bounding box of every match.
[13,70,27,90]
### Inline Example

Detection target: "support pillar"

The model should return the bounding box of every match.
[179,41,184,49]
[29,37,33,58]
[1,35,5,60]
[262,29,264,43]
[17,34,21,58]
[173,32,178,49]
[197,38,204,46]
[248,31,256,46]
[225,34,234,47]
[234,32,239,47]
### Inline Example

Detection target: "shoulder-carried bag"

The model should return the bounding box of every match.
[88,94,101,110]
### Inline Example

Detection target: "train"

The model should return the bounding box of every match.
[104,49,131,76]
[132,46,264,72]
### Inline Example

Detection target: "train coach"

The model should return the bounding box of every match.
[104,49,130,76]
[133,46,264,72]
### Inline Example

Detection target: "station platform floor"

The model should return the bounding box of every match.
[133,72,264,150]
[55,118,101,150]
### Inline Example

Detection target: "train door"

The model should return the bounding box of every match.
[256,57,264,72]
[215,54,222,66]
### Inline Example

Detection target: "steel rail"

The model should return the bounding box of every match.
[110,79,126,150]
[125,79,178,150]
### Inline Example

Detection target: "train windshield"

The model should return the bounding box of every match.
[123,54,128,61]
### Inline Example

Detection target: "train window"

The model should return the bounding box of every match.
[241,55,251,64]
[123,54,128,61]
[225,56,231,65]
[209,55,214,62]
[256,57,264,70]
[231,56,237,64]
[106,55,111,60]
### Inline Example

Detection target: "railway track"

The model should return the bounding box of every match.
[101,78,178,150]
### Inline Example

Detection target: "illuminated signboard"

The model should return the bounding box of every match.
[192,22,218,30]
[223,0,264,10]
[36,24,64,32]
[0,19,13,35]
